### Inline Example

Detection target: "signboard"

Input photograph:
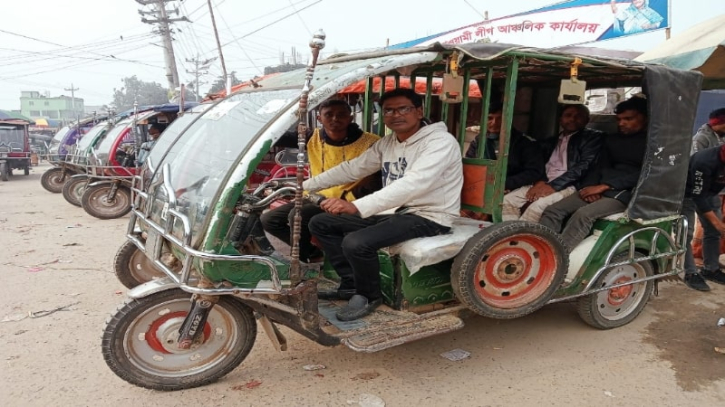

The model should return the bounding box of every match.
[391,0,669,49]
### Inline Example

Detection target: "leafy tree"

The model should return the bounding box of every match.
[111,76,169,111]
[207,72,242,95]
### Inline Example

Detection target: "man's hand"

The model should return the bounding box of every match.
[526,181,556,202]
[580,184,610,199]
[703,211,725,236]
[320,198,359,215]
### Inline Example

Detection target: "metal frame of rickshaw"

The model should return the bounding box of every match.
[0,119,32,178]
[122,45,698,317]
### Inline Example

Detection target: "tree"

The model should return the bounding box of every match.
[207,72,242,95]
[111,76,169,112]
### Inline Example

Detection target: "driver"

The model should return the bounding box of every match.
[260,98,380,263]
[137,123,165,165]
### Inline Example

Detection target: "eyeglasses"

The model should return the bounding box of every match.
[382,105,417,117]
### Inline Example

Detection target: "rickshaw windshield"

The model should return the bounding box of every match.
[0,126,24,148]
[95,118,132,157]
[151,89,299,244]
[146,104,210,171]
[51,126,70,142]
[77,122,108,151]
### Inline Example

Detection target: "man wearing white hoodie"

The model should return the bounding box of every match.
[305,88,463,321]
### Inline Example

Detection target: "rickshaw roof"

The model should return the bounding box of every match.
[0,120,30,127]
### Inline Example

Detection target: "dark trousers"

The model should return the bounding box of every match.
[259,202,323,262]
[683,197,722,275]
[540,194,626,251]
[308,212,450,300]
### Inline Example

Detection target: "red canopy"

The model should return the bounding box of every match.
[339,76,481,97]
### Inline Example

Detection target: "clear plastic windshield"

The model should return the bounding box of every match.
[145,104,211,172]
[0,127,25,150]
[93,118,132,163]
[77,122,109,152]
[150,89,299,246]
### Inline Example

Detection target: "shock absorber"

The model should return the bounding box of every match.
[177,294,218,350]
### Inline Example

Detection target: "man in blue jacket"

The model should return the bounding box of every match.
[682,144,725,291]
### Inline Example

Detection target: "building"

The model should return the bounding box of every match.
[20,91,84,122]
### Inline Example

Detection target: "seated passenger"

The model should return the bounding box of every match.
[137,123,165,165]
[502,105,602,222]
[466,103,544,192]
[305,88,463,321]
[260,98,380,263]
[539,96,648,251]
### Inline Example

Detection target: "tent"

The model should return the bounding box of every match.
[0,110,34,124]
[636,14,725,89]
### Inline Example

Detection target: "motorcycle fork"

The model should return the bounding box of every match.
[177,294,219,350]
[107,181,119,201]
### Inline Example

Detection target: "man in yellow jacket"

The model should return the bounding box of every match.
[261,98,380,262]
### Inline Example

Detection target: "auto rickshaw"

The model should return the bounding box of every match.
[60,120,115,206]
[80,103,198,220]
[0,119,32,181]
[102,36,702,391]
[40,118,101,192]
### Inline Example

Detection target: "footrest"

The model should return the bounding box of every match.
[342,314,464,353]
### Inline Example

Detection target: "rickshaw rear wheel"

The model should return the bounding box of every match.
[81,184,132,219]
[114,240,166,289]
[24,165,29,176]
[102,289,257,391]
[0,162,7,181]
[40,167,66,193]
[62,176,87,207]
[576,253,654,330]
[451,221,568,319]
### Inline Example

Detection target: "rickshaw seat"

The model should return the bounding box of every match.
[385,217,491,275]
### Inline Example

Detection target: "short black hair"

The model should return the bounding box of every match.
[318,98,351,113]
[149,123,166,133]
[615,96,648,116]
[488,101,504,114]
[709,108,725,119]
[562,104,590,118]
[379,88,423,108]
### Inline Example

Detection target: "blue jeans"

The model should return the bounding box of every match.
[683,197,722,275]
[308,212,450,300]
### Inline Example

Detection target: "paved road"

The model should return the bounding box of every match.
[1,163,724,407]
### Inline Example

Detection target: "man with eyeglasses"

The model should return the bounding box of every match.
[305,88,463,321]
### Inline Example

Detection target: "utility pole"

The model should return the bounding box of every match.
[64,83,79,121]
[185,55,216,101]
[136,0,188,90]
[206,0,229,95]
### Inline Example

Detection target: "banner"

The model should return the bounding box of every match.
[390,0,670,49]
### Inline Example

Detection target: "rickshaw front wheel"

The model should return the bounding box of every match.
[24,165,29,176]
[81,184,132,219]
[451,222,568,319]
[0,162,7,181]
[40,167,66,193]
[102,289,257,391]
[114,240,167,289]
[62,176,87,207]
[576,254,654,330]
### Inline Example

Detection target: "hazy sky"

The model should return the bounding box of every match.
[0,0,720,108]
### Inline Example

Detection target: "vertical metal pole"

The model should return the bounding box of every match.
[477,67,493,159]
[207,0,229,95]
[363,77,374,133]
[376,76,386,135]
[493,58,519,222]
[289,30,326,286]
[424,74,433,118]
[457,70,471,151]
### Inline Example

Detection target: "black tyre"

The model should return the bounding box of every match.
[40,167,66,192]
[0,162,7,181]
[62,176,87,207]
[102,289,257,391]
[451,221,568,319]
[576,254,654,330]
[113,240,166,289]
[81,184,131,219]
[24,165,29,176]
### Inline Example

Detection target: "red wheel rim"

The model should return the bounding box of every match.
[473,233,558,309]
[145,311,212,354]
[607,276,633,306]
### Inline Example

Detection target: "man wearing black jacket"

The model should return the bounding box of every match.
[682,144,725,291]
[540,97,648,251]
[466,103,544,191]
[502,104,603,221]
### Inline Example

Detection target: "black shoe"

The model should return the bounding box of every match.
[684,272,711,292]
[701,269,725,285]
[335,295,382,321]
[317,288,356,301]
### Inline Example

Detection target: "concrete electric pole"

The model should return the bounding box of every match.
[185,55,216,101]
[206,0,230,95]
[64,83,79,121]
[136,0,188,90]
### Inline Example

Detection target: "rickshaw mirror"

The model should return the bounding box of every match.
[558,78,587,104]
[440,73,464,104]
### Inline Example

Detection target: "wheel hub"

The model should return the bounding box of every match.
[607,276,633,306]
[493,255,525,282]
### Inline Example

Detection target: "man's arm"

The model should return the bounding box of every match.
[303,139,383,192]
[505,137,545,191]
[352,136,461,218]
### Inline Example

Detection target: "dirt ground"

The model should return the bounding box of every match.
[1,163,725,407]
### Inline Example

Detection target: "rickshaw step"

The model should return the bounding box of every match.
[340,313,464,353]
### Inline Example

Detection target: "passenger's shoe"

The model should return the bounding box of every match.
[335,295,382,321]
[684,272,711,292]
[317,288,356,301]
[701,269,725,285]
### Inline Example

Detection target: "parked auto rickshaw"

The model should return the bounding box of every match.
[102,37,702,390]
[60,120,114,206]
[40,118,100,192]
[80,103,198,220]
[0,119,32,181]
